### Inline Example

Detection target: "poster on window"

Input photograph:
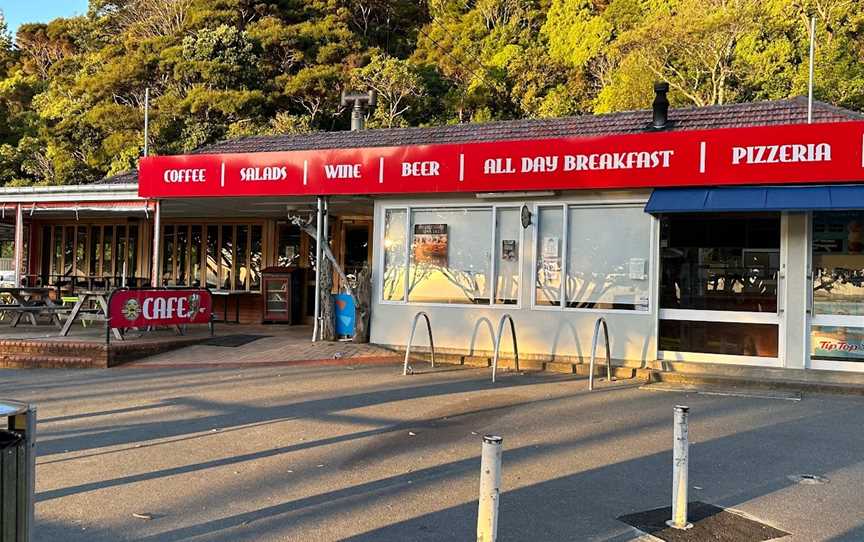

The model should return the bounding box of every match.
[413,224,448,266]
[541,236,560,272]
[811,325,864,362]
[501,240,517,261]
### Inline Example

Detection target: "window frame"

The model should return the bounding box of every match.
[530,202,655,315]
[161,220,265,292]
[378,203,524,309]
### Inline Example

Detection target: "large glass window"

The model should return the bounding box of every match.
[811,211,864,363]
[494,208,520,304]
[382,209,407,302]
[277,221,301,267]
[566,207,651,310]
[660,214,779,312]
[659,213,781,358]
[41,222,142,286]
[408,208,492,304]
[162,222,263,292]
[812,212,864,316]
[535,206,563,306]
[382,206,519,305]
[534,205,651,311]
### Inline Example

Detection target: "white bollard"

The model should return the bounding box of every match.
[477,435,503,542]
[667,405,692,530]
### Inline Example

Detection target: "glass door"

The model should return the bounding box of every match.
[809,211,864,371]
[658,213,784,366]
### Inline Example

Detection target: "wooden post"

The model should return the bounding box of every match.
[352,265,371,343]
[319,248,336,341]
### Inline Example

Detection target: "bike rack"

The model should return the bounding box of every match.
[403,311,435,375]
[588,317,612,391]
[491,314,519,383]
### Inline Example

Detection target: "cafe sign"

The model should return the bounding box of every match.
[139,121,864,198]
[108,288,212,328]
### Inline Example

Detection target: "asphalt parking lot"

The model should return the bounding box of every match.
[4,361,863,541]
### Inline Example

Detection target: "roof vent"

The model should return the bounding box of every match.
[652,82,670,130]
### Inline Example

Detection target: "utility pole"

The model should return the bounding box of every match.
[144,87,150,156]
[807,17,816,124]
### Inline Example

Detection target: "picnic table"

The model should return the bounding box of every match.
[59,290,122,340]
[0,287,63,328]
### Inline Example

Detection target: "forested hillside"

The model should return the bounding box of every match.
[0,0,861,185]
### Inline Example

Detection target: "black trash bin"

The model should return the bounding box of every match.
[0,431,25,542]
[0,401,35,542]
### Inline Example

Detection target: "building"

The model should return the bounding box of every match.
[3,91,864,375]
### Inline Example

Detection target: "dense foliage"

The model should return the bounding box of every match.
[0,0,861,185]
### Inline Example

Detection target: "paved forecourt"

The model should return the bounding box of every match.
[6,361,863,541]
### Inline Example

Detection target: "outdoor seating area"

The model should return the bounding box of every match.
[0,286,113,337]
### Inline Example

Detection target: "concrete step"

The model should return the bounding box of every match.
[640,381,803,401]
[0,353,98,369]
[647,370,864,397]
[403,349,646,380]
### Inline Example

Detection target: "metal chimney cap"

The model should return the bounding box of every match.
[654,81,670,93]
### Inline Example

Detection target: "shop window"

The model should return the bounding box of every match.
[811,211,864,363]
[408,208,492,304]
[206,225,219,288]
[250,225,262,290]
[220,225,234,290]
[41,222,142,287]
[162,222,262,292]
[535,206,563,306]
[162,225,174,285]
[277,221,301,267]
[382,209,407,301]
[382,206,522,305]
[103,226,114,277]
[812,212,864,316]
[534,205,650,311]
[660,320,778,357]
[659,214,779,312]
[494,208,520,304]
[566,206,650,310]
[190,226,202,287]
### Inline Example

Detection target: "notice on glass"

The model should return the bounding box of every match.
[413,224,448,266]
[501,240,517,261]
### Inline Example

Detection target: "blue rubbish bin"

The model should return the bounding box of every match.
[334,294,355,338]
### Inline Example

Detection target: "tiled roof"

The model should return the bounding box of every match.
[94,170,139,185]
[101,96,862,184]
[193,96,861,155]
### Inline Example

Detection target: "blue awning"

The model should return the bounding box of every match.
[645,185,864,214]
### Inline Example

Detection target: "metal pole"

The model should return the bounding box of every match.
[144,87,150,156]
[477,435,503,542]
[807,16,816,124]
[312,196,323,342]
[667,405,692,530]
[150,200,161,287]
[13,203,23,286]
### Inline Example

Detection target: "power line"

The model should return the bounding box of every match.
[415,23,498,90]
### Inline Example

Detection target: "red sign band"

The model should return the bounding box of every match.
[138,121,864,199]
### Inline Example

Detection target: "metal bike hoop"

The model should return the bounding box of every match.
[403,311,435,375]
[491,314,519,383]
[588,317,612,391]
